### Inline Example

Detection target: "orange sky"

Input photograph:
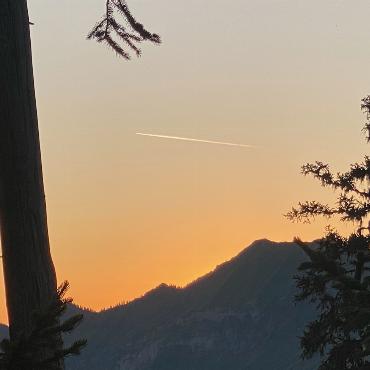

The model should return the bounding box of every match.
[1,0,370,323]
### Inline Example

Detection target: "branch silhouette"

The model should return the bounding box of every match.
[286,97,370,369]
[88,0,161,59]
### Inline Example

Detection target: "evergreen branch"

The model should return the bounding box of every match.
[301,161,370,198]
[88,0,161,59]
[286,201,337,222]
[362,96,370,142]
[0,282,86,370]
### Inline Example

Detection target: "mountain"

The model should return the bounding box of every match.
[61,240,317,370]
[0,324,7,340]
[0,240,318,369]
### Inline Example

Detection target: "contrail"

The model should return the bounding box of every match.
[136,133,255,148]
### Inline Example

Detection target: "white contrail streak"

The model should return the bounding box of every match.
[136,133,255,148]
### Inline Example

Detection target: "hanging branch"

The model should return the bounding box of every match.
[88,0,161,59]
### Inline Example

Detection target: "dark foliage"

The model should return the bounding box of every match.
[286,97,370,370]
[0,282,86,370]
[88,0,161,59]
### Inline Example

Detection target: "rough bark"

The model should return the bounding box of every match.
[0,0,62,367]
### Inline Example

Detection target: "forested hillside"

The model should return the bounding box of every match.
[57,240,318,370]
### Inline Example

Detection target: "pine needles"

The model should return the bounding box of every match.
[88,0,161,59]
[0,282,86,370]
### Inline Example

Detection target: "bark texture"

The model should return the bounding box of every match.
[0,0,62,366]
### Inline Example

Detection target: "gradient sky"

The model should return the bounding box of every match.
[1,0,370,323]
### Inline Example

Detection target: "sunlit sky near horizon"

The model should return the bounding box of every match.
[1,0,370,323]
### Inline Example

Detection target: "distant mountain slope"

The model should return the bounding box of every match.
[62,240,317,370]
[0,240,317,369]
[0,324,7,340]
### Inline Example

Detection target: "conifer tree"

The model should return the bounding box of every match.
[0,0,159,368]
[0,282,86,370]
[287,97,370,370]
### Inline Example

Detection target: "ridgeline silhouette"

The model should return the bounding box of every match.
[27,241,318,370]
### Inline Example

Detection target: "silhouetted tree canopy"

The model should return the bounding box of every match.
[287,97,370,370]
[88,0,161,59]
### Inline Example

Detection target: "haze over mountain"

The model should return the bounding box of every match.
[2,240,318,370]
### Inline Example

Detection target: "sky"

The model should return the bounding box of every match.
[1,0,370,323]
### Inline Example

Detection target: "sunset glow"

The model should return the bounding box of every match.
[0,0,369,324]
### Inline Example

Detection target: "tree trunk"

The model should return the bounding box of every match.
[0,0,62,367]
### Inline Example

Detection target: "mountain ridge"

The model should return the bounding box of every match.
[62,239,317,370]
[0,240,318,370]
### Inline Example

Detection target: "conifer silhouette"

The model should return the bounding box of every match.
[287,97,370,370]
[0,282,86,370]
